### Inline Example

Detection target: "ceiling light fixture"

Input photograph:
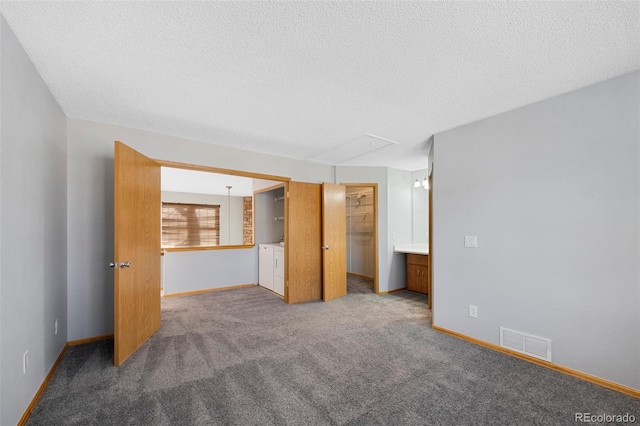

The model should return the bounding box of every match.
[422,177,429,190]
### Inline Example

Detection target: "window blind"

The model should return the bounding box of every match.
[161,202,220,248]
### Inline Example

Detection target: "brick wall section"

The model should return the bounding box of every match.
[243,196,253,244]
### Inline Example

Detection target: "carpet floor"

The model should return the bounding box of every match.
[26,276,639,425]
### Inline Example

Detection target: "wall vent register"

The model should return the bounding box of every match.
[500,327,552,362]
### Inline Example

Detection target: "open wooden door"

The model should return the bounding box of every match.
[322,183,347,302]
[285,182,322,303]
[113,141,161,365]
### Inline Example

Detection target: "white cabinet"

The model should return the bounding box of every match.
[259,244,274,291]
[259,243,285,296]
[273,246,285,296]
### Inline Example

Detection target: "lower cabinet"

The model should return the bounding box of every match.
[406,254,429,294]
[259,243,285,297]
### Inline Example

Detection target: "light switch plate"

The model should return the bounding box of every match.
[464,235,478,248]
[469,305,478,318]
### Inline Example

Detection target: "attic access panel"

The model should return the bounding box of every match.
[308,134,398,164]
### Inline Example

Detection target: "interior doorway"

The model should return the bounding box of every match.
[343,183,379,294]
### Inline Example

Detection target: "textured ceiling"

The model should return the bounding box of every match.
[2,1,638,171]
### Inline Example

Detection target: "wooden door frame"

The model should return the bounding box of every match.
[156,159,290,250]
[154,159,292,292]
[428,171,433,313]
[148,159,328,306]
[341,183,379,294]
[156,160,291,183]
[284,181,290,303]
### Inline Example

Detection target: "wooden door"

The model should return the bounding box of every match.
[114,141,161,365]
[285,182,322,303]
[322,183,347,302]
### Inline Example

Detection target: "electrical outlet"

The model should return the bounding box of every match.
[55,318,58,335]
[392,232,396,240]
[469,305,478,318]
[23,351,29,374]
[464,235,478,248]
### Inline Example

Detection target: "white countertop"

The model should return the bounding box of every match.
[394,243,428,255]
[259,242,285,249]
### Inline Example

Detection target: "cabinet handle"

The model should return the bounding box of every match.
[275,259,277,268]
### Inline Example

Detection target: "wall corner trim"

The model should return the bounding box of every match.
[19,333,115,424]
[18,343,69,426]
[378,287,406,295]
[68,334,114,347]
[432,325,640,399]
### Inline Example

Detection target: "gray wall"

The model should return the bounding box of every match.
[387,167,413,290]
[433,71,640,389]
[0,16,68,425]
[163,249,257,295]
[66,118,333,340]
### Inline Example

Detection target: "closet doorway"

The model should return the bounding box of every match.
[343,184,379,294]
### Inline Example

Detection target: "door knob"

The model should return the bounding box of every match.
[109,262,119,269]
[322,245,330,250]
[120,261,131,268]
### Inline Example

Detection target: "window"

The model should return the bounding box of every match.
[161,203,220,248]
